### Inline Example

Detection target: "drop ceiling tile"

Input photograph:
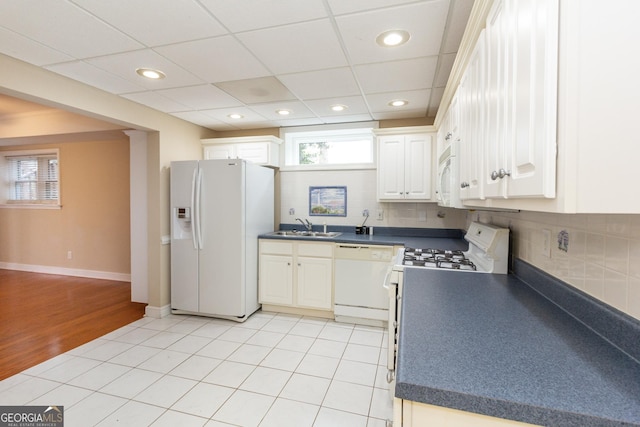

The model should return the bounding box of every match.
[434,53,457,87]
[199,106,268,125]
[372,108,428,120]
[248,101,316,121]
[304,96,370,117]
[72,0,227,47]
[155,36,271,83]
[87,49,203,90]
[45,61,146,94]
[237,19,348,75]
[365,89,431,113]
[277,68,360,100]
[171,111,235,130]
[122,91,191,113]
[200,0,327,32]
[428,87,445,117]
[322,114,375,124]
[442,0,475,54]
[156,85,242,110]
[214,77,296,104]
[0,0,142,58]
[327,0,421,15]
[0,27,73,66]
[336,1,449,64]
[355,56,438,94]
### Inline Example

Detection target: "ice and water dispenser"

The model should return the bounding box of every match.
[172,207,192,240]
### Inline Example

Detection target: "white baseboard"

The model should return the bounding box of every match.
[0,262,131,282]
[145,304,171,319]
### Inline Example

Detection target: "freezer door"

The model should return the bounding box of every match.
[170,160,199,312]
[198,160,245,317]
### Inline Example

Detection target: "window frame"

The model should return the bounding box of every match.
[280,122,378,171]
[0,148,61,209]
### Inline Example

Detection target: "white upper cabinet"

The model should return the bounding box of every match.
[202,135,282,167]
[442,0,640,213]
[458,30,487,201]
[459,0,558,201]
[376,127,435,202]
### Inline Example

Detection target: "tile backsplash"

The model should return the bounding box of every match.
[279,169,466,229]
[473,211,640,322]
[278,167,639,322]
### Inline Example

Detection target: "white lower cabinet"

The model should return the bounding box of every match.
[395,399,541,427]
[259,240,333,312]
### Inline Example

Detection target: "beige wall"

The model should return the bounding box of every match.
[0,54,213,312]
[0,135,131,274]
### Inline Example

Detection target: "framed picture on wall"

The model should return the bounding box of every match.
[309,186,347,217]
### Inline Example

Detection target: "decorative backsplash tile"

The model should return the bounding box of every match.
[473,211,640,321]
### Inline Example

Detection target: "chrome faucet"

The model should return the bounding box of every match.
[295,217,313,231]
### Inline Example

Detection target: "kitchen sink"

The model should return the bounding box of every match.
[267,230,342,238]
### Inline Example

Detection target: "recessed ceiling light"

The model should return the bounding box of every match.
[376,29,411,47]
[330,104,348,112]
[228,113,243,119]
[276,109,291,116]
[135,68,166,80]
[388,99,409,107]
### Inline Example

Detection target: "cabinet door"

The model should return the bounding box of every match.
[259,255,293,305]
[377,135,406,200]
[459,31,486,200]
[236,143,269,164]
[204,144,235,160]
[506,0,558,198]
[404,134,432,200]
[484,0,508,198]
[296,256,332,310]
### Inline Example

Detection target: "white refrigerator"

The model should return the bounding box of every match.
[170,159,274,321]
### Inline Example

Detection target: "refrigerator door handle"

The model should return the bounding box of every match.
[190,168,198,250]
[195,167,204,249]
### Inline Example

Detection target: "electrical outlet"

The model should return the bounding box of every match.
[67,250,73,260]
[377,210,384,220]
[289,208,295,215]
[542,229,551,258]
[362,209,369,217]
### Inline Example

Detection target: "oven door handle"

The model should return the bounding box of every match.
[382,266,392,290]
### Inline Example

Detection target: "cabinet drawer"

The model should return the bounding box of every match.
[260,240,293,255]
[297,242,333,258]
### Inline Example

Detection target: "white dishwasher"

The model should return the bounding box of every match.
[334,243,395,326]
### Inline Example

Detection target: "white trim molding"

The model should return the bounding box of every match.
[0,262,131,282]
[145,304,171,319]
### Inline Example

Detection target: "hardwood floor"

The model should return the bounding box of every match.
[0,269,146,380]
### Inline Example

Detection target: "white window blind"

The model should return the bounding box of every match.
[2,150,60,206]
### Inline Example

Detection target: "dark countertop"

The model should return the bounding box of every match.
[396,265,640,427]
[259,226,470,251]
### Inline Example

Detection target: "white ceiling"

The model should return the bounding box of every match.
[0,0,474,131]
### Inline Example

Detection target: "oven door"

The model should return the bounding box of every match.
[384,266,402,400]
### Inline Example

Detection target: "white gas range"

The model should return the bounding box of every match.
[384,222,510,400]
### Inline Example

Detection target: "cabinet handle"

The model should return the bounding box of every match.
[460,182,469,188]
[445,132,452,141]
[490,168,511,181]
[386,369,395,383]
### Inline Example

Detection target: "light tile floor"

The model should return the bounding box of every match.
[0,311,393,426]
